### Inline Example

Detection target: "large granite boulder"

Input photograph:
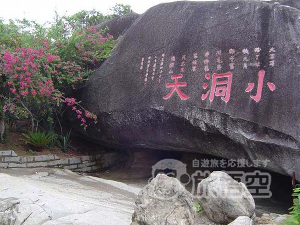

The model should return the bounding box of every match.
[95,13,140,39]
[132,174,195,225]
[197,171,255,224]
[75,0,300,180]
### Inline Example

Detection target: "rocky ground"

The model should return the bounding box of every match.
[0,168,291,225]
[0,168,140,225]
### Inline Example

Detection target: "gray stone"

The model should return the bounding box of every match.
[74,0,300,180]
[26,162,48,168]
[19,156,35,163]
[63,165,71,170]
[11,151,17,157]
[69,157,81,164]
[4,156,20,163]
[8,163,27,168]
[132,174,195,225]
[47,159,69,167]
[229,216,254,225]
[64,165,78,170]
[0,151,14,156]
[274,215,290,224]
[33,155,55,162]
[255,213,291,225]
[81,156,91,162]
[44,160,59,167]
[197,171,255,224]
[76,167,92,172]
[0,163,8,168]
[78,162,96,168]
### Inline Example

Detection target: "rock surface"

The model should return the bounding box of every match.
[0,198,51,225]
[132,174,195,225]
[95,13,140,39]
[0,168,140,225]
[75,0,300,180]
[255,213,290,225]
[272,0,300,10]
[229,216,253,225]
[197,171,255,224]
[194,211,219,225]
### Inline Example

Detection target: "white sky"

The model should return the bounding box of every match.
[0,0,215,24]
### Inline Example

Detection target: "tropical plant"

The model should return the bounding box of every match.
[285,186,300,225]
[0,6,132,145]
[27,149,37,154]
[21,131,57,148]
[109,3,133,18]
[194,203,203,213]
[56,130,72,152]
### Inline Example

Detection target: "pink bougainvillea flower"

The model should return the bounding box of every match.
[31,89,37,96]
[10,88,16,93]
[21,91,29,96]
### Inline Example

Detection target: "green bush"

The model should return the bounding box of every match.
[21,131,57,148]
[285,187,300,225]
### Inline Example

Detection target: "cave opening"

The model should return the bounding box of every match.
[92,148,296,216]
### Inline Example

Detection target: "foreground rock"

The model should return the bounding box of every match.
[132,174,195,225]
[229,216,253,225]
[0,168,140,225]
[75,0,300,180]
[255,213,291,225]
[197,171,255,224]
[0,198,51,225]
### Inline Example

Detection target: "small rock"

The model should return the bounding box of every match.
[255,213,290,225]
[228,216,253,225]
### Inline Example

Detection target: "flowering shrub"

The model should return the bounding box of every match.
[0,15,115,131]
[56,26,114,70]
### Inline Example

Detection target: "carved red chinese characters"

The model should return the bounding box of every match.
[245,70,276,102]
[163,74,190,100]
[202,72,233,103]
